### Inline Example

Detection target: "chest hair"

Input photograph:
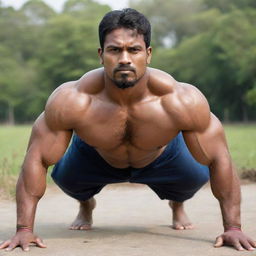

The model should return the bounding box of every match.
[121,120,133,143]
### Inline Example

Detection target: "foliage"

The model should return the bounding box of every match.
[0,0,255,122]
[0,0,110,123]
[38,0,110,91]
[246,86,256,106]
[132,0,256,121]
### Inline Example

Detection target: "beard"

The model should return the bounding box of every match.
[112,74,138,89]
[112,65,138,89]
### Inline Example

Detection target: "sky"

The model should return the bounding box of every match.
[1,0,130,11]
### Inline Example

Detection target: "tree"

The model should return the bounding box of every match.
[38,0,111,91]
[203,0,256,12]
[246,87,256,107]
[21,0,56,25]
[130,0,219,47]
[131,0,256,121]
[0,46,37,124]
[63,0,110,17]
[210,8,256,120]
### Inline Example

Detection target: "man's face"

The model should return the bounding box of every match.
[98,28,152,89]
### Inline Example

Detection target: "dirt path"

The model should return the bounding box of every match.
[0,183,255,256]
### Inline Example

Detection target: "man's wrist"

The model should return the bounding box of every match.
[224,225,242,232]
[16,224,33,232]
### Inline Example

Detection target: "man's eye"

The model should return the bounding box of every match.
[130,48,140,53]
[110,48,120,52]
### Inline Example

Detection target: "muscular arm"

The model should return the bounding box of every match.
[180,84,255,250]
[16,113,72,231]
[183,114,241,230]
[0,82,83,251]
[0,79,92,251]
[0,113,72,251]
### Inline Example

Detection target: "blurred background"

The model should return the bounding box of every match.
[0,0,255,198]
[0,0,256,123]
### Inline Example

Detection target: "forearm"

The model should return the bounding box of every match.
[210,161,241,230]
[16,163,47,231]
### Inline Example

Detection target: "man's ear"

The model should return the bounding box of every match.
[98,48,104,65]
[146,47,152,64]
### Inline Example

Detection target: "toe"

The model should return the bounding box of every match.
[80,225,91,230]
[172,224,185,230]
[70,225,80,230]
[184,223,194,230]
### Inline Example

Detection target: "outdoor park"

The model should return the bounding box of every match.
[0,0,256,255]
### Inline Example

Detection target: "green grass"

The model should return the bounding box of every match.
[0,125,31,198]
[0,125,31,172]
[224,124,256,170]
[0,124,255,198]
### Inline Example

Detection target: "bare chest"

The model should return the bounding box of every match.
[74,100,179,151]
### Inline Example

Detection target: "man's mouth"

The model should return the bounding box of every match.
[114,66,135,73]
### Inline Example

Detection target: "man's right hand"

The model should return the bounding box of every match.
[0,231,46,251]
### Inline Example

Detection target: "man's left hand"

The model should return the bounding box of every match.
[214,229,256,251]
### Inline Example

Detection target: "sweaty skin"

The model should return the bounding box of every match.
[0,28,255,252]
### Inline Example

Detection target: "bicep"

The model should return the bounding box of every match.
[183,113,231,167]
[24,113,72,168]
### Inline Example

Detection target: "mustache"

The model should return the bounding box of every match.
[114,65,136,73]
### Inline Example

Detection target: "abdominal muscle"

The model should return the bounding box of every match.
[95,143,167,169]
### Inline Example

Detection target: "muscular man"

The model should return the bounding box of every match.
[0,8,255,252]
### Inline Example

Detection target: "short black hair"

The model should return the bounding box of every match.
[98,8,151,49]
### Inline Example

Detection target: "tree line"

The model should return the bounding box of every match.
[0,0,255,123]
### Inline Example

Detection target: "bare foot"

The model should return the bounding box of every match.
[69,197,96,230]
[169,200,194,230]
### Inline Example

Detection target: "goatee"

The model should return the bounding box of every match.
[113,75,137,89]
[112,64,137,89]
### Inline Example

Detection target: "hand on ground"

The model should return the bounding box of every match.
[214,230,256,251]
[0,231,46,252]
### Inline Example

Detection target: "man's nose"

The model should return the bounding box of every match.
[119,51,131,65]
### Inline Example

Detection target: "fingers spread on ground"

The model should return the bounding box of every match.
[214,236,223,247]
[36,238,47,248]
[0,240,11,249]
[22,245,29,252]
[248,239,256,248]
[233,241,244,251]
[5,242,18,251]
[240,239,255,251]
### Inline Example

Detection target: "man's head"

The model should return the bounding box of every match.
[99,8,151,50]
[98,8,152,89]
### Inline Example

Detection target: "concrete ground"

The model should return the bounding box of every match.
[0,183,255,256]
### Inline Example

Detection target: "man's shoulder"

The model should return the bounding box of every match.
[148,68,207,104]
[149,69,211,130]
[47,68,104,108]
[148,68,177,95]
[43,83,88,130]
[174,82,211,131]
[43,68,104,129]
[77,68,105,94]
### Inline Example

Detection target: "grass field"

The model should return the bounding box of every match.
[0,124,255,198]
[0,125,32,198]
[224,124,256,170]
